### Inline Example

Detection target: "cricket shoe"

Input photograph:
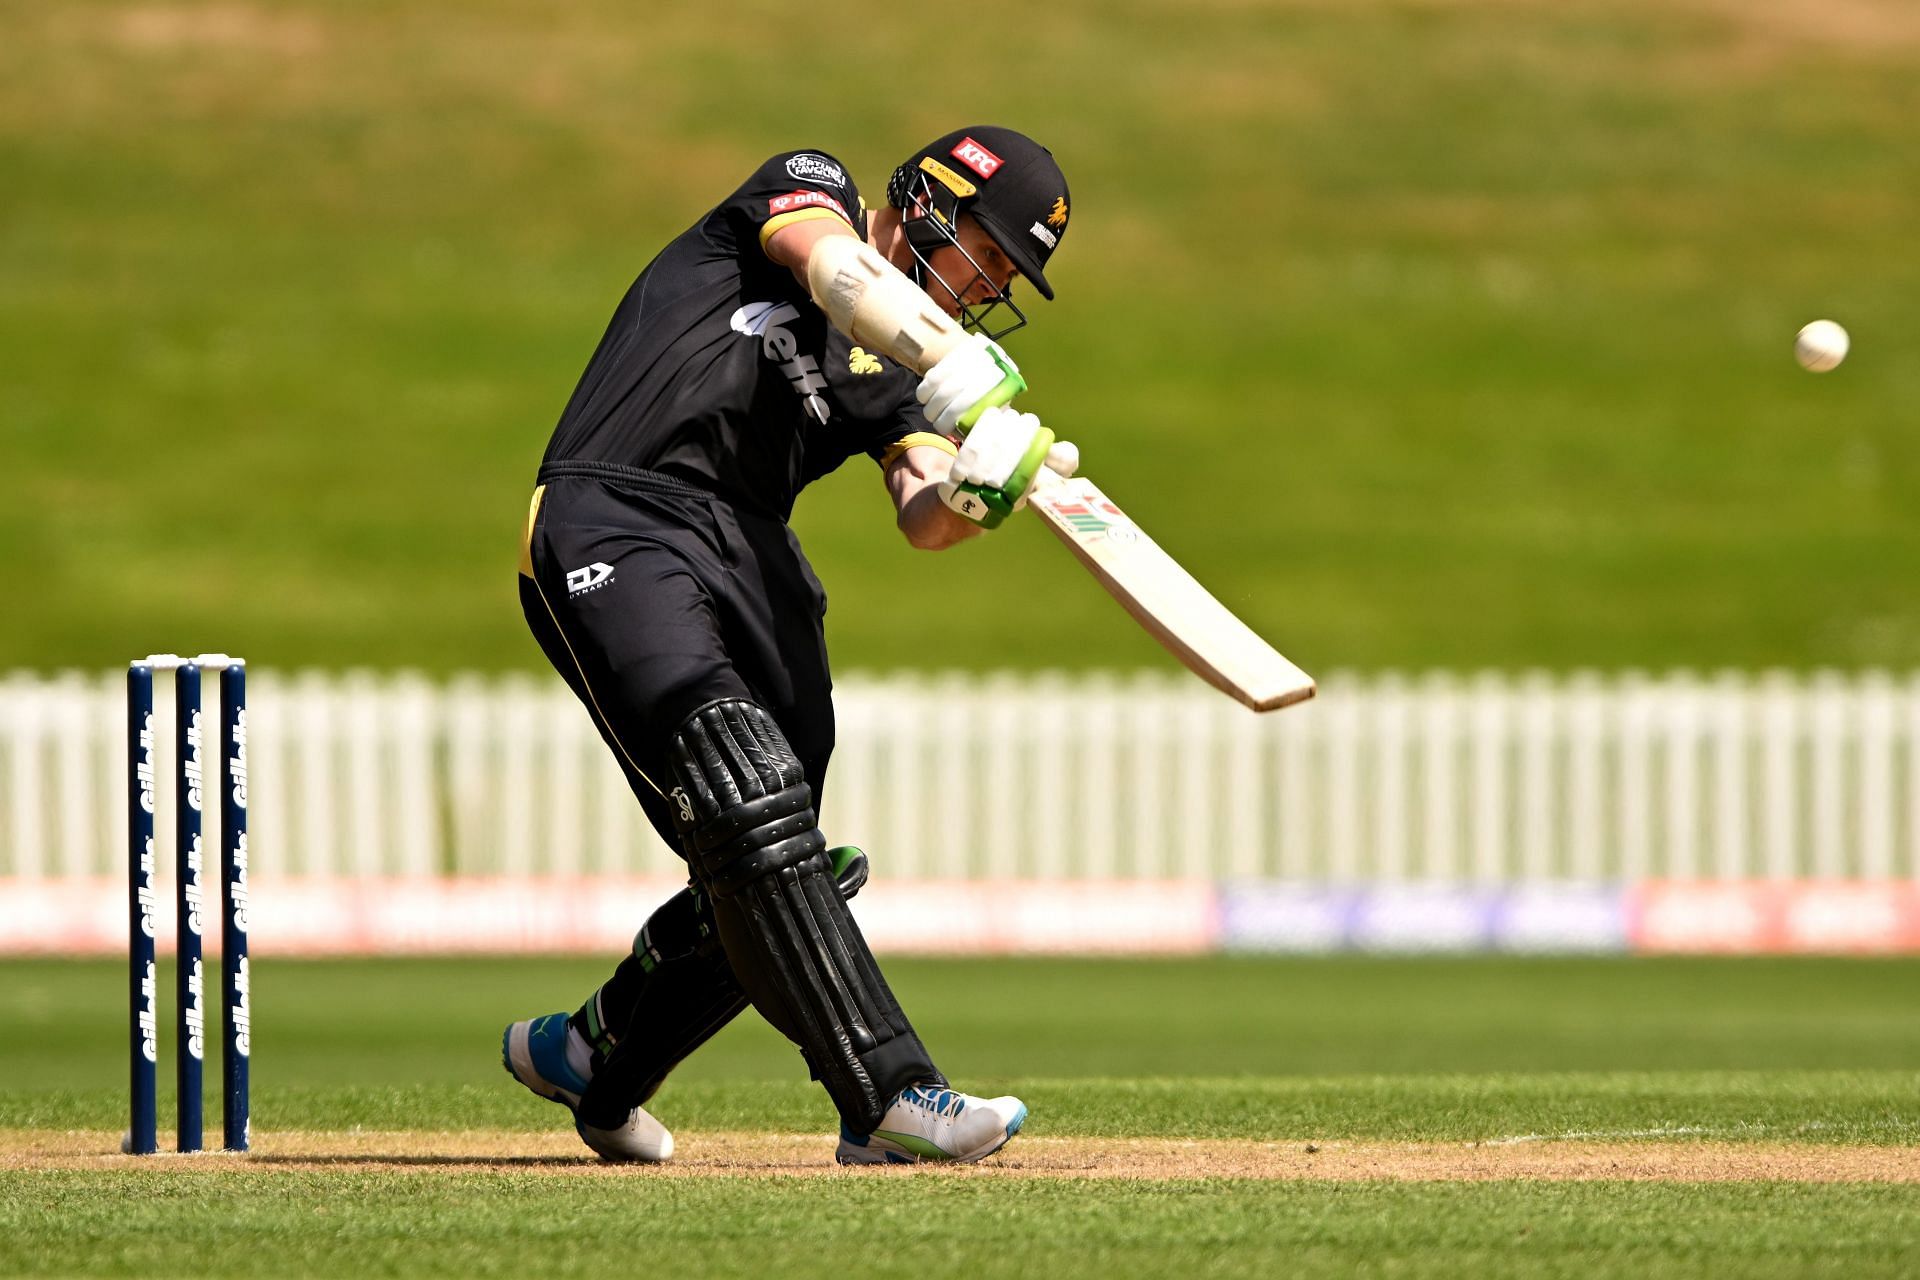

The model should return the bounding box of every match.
[502,1012,674,1163]
[835,1083,1027,1165]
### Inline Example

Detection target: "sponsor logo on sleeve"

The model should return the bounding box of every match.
[848,347,883,375]
[949,136,1003,179]
[768,189,849,219]
[784,153,847,187]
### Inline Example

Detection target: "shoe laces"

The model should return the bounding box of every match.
[901,1084,965,1119]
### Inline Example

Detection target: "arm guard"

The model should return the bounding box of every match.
[806,235,967,375]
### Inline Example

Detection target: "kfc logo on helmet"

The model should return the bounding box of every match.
[950,137,1003,179]
[784,153,846,187]
[768,190,848,219]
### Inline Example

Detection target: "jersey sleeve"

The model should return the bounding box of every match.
[874,429,958,470]
[720,150,866,256]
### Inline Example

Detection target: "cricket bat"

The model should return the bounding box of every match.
[808,256,1312,710]
[1026,473,1316,712]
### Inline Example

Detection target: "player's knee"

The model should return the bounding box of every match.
[668,700,827,896]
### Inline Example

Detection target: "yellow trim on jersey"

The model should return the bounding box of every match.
[519,485,546,578]
[878,431,959,470]
[759,206,852,252]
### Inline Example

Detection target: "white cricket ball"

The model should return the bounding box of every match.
[1794,320,1849,373]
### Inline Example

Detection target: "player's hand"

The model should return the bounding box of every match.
[918,333,1025,434]
[937,407,1078,529]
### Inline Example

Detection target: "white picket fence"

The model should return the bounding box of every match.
[2,668,1918,885]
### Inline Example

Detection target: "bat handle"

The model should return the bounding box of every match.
[1036,439,1079,487]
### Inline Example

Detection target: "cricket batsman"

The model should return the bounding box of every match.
[504,126,1076,1164]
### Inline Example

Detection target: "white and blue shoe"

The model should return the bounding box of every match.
[835,1083,1027,1165]
[502,1012,674,1163]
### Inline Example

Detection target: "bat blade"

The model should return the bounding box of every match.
[1027,476,1315,712]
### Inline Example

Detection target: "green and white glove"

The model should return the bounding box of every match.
[938,406,1080,529]
[917,333,1025,434]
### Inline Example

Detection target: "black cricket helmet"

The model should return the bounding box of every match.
[886,126,1071,339]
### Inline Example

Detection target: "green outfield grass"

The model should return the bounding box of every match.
[3,1175,1915,1280]
[4,955,1918,1140]
[3,956,1919,1277]
[4,1,1918,674]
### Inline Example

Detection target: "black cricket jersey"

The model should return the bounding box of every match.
[540,150,941,520]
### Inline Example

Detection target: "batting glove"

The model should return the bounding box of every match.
[918,333,1025,435]
[938,407,1079,529]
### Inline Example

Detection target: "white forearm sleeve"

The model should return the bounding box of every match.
[806,235,966,375]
